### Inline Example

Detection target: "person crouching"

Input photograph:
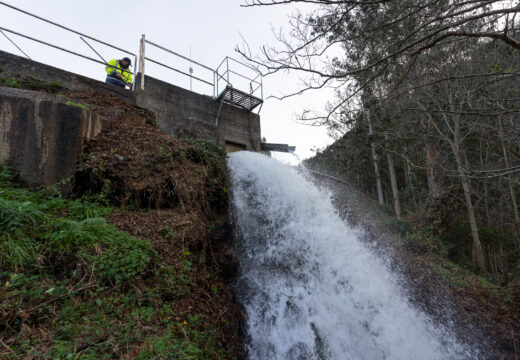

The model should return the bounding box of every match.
[105,57,133,88]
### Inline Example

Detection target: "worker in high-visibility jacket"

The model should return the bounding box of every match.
[105,57,132,88]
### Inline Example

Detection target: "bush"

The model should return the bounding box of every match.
[404,226,448,256]
[0,166,153,286]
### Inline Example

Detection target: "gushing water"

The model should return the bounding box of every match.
[228,152,477,360]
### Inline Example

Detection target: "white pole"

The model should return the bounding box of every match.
[139,34,146,91]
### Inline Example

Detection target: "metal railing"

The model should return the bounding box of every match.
[216,56,263,101]
[0,1,137,89]
[139,36,263,106]
[0,2,264,105]
[138,35,216,95]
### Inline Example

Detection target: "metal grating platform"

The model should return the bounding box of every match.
[217,85,263,111]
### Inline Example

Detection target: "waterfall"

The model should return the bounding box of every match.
[228,152,479,360]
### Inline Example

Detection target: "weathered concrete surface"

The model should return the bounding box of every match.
[134,75,261,151]
[0,87,102,186]
[0,50,262,186]
[1,50,262,151]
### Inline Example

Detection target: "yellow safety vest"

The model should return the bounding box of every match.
[105,59,133,84]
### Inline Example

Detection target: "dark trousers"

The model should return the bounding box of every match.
[105,76,126,88]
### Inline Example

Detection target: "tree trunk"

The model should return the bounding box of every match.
[425,142,441,200]
[385,132,401,219]
[366,109,384,205]
[478,135,491,227]
[499,118,520,249]
[452,142,485,272]
[403,146,413,189]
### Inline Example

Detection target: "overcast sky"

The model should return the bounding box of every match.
[0,0,334,162]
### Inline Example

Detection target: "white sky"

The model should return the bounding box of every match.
[0,0,334,161]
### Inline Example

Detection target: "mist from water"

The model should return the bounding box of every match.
[228,152,479,360]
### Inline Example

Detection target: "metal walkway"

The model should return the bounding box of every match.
[217,85,263,112]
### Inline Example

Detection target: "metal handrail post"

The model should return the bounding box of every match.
[226,57,230,85]
[133,54,137,91]
[260,75,263,101]
[214,71,217,98]
[139,34,146,91]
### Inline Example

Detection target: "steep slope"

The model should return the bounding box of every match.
[302,162,520,359]
[0,88,243,359]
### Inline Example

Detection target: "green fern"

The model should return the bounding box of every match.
[0,232,40,271]
[0,197,46,232]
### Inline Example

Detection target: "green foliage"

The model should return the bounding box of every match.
[0,166,152,287]
[65,100,90,111]
[0,76,20,88]
[44,218,153,286]
[184,138,227,167]
[385,217,412,236]
[0,197,45,232]
[91,229,153,286]
[137,315,227,359]
[184,139,229,211]
[437,259,518,308]
[0,149,233,358]
[159,226,176,240]
[49,80,63,91]
[0,75,63,93]
[404,226,448,257]
[145,115,157,126]
[155,264,193,298]
[1,232,40,272]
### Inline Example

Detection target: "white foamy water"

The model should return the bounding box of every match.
[228,152,478,360]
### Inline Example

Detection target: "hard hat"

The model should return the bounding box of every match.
[122,57,132,66]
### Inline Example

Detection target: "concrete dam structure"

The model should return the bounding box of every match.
[0,50,262,186]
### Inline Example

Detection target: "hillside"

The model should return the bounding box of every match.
[0,87,243,359]
[304,141,520,358]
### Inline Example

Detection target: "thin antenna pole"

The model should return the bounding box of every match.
[189,43,193,91]
[0,29,31,59]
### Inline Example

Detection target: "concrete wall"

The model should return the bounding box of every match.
[0,87,102,186]
[0,50,136,105]
[0,50,261,151]
[0,50,262,186]
[135,75,261,151]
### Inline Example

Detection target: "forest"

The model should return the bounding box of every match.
[243,0,520,280]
